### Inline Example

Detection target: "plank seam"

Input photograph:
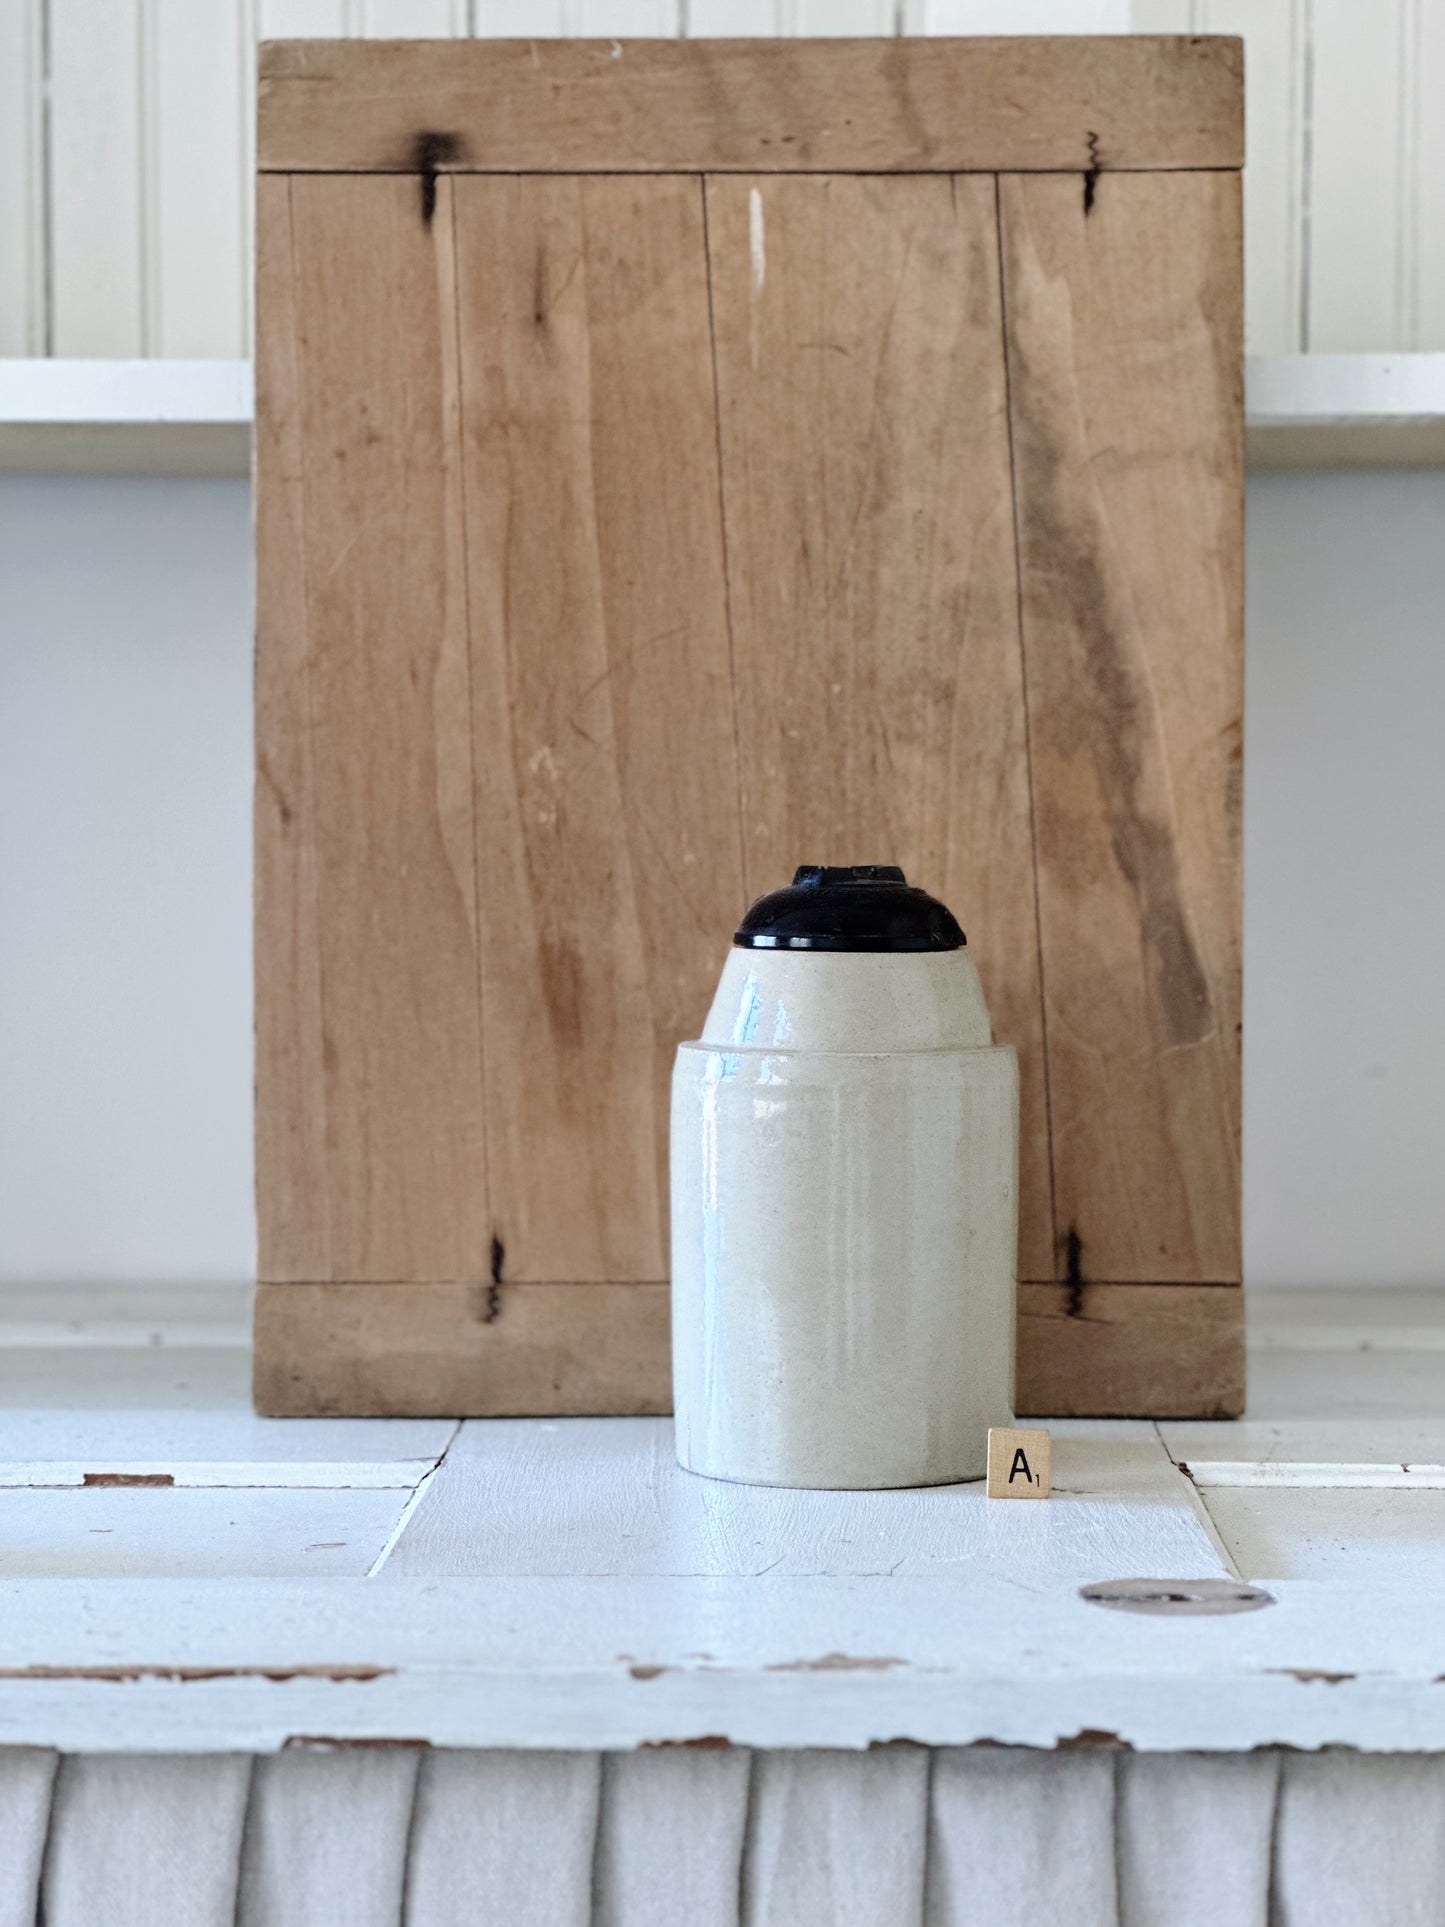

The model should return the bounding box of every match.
[257,166,1246,179]
[697,175,749,900]
[991,171,1060,1287]
[1022,1280,1243,1291]
[366,1418,463,1575]
[1160,1423,1244,1579]
[277,172,335,1279]
[442,174,496,1287]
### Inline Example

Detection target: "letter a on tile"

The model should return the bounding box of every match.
[987,1427,1051,1499]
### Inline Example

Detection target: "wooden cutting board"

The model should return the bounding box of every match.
[253,36,1244,1419]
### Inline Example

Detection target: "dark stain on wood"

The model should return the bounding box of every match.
[412,130,463,225]
[284,1734,432,1750]
[1063,1225,1085,1316]
[3,1664,392,1684]
[641,1734,733,1749]
[767,1653,906,1673]
[82,1472,174,1488]
[483,1233,505,1323]
[536,935,585,1052]
[1011,403,1214,1049]
[1082,130,1102,215]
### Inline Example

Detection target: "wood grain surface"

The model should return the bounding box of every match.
[452,174,742,1283]
[254,1283,671,1418]
[1017,1282,1245,1419]
[256,175,490,1284]
[257,37,1244,176]
[999,170,1243,1286]
[254,176,330,1283]
[706,172,1052,1284]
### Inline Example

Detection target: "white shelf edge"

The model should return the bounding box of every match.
[0,359,252,423]
[3,355,1445,476]
[0,359,252,476]
[1245,353,1445,424]
[1246,354,1445,468]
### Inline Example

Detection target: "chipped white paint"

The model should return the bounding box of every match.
[0,1290,1441,1752]
[3,1570,1445,1754]
[748,187,766,294]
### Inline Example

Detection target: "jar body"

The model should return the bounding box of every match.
[671,954,1018,1488]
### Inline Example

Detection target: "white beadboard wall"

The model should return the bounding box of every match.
[2,0,1443,357]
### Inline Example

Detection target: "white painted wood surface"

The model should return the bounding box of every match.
[0,360,253,424]
[1308,0,1411,353]
[47,0,146,356]
[146,0,251,358]
[0,1287,455,1487]
[383,1419,1224,1581]
[5,1,1445,360]
[3,1571,1445,1754]
[0,1290,1441,1752]
[0,0,43,355]
[1417,0,1445,345]
[1201,1487,1445,1585]
[1200,0,1305,356]
[0,1486,411,1578]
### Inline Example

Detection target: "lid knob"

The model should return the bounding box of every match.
[734,865,966,953]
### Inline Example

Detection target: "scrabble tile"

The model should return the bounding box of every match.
[987,1427,1051,1499]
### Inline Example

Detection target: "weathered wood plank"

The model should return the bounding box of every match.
[452,174,742,1282]
[706,172,1053,1283]
[254,177,331,1282]
[999,170,1243,1287]
[256,174,490,1282]
[253,1282,672,1417]
[257,37,1244,176]
[1018,1283,1244,1419]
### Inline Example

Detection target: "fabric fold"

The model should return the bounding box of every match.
[0,1750,58,1927]
[1273,1751,1445,1927]
[926,1747,1117,1927]
[40,1752,252,1927]
[404,1748,601,1927]
[10,1741,1445,1926]
[594,1746,752,1927]
[238,1747,422,1927]
[743,1745,930,1927]
[1117,1749,1279,1927]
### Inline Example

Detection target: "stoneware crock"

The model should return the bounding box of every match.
[670,865,1019,1490]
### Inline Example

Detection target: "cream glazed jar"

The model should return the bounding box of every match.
[671,865,1019,1490]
